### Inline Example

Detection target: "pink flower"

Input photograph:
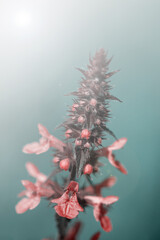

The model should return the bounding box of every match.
[84,176,117,196]
[23,124,65,154]
[97,138,128,174]
[84,195,118,232]
[15,162,54,214]
[51,181,83,219]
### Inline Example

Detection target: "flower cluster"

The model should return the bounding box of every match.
[16,49,127,239]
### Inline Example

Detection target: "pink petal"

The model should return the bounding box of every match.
[38,124,50,138]
[26,162,40,178]
[69,193,84,212]
[36,173,47,182]
[67,181,79,192]
[108,138,127,151]
[102,196,119,205]
[90,232,101,240]
[29,196,41,210]
[38,187,54,197]
[100,216,112,232]
[108,152,128,174]
[54,203,79,219]
[51,192,69,204]
[18,190,27,197]
[15,198,32,214]
[84,196,119,205]
[21,180,36,191]
[93,205,101,221]
[23,139,50,155]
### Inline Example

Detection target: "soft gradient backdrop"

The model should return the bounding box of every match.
[0,0,160,239]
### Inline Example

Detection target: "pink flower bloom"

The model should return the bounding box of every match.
[97,138,128,174]
[84,195,118,232]
[59,158,70,171]
[84,176,117,196]
[15,162,54,214]
[23,124,65,154]
[75,139,82,146]
[84,142,91,148]
[83,164,93,175]
[81,129,91,139]
[51,181,83,219]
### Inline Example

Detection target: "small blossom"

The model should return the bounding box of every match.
[84,195,118,232]
[97,138,128,174]
[65,129,72,138]
[23,124,65,154]
[83,164,93,175]
[90,98,97,106]
[59,158,70,171]
[83,176,117,196]
[16,163,54,214]
[51,181,83,219]
[78,116,85,123]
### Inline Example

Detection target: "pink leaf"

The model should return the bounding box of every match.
[100,216,112,232]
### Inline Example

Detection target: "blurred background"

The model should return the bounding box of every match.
[0,0,160,239]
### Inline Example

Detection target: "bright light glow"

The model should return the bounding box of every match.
[15,12,31,27]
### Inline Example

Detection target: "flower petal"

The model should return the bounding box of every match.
[51,192,69,204]
[90,232,101,240]
[23,139,50,155]
[84,196,119,205]
[38,124,50,138]
[15,198,32,214]
[108,152,128,174]
[100,216,112,232]
[29,196,41,210]
[108,138,127,151]
[21,180,36,191]
[26,162,40,178]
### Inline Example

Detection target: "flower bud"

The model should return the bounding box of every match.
[75,139,82,146]
[53,157,60,163]
[97,138,102,145]
[59,158,70,171]
[95,119,101,125]
[84,142,91,148]
[81,129,91,139]
[90,98,97,106]
[83,164,93,175]
[72,104,79,111]
[65,129,72,138]
[78,116,85,123]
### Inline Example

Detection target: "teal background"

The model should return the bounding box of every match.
[0,0,160,239]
